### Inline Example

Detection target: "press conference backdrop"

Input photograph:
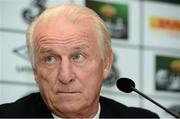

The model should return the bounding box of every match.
[0,0,180,118]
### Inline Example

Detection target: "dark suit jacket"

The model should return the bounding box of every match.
[0,92,159,118]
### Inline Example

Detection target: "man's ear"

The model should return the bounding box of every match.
[103,48,113,80]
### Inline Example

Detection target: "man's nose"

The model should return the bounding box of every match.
[58,59,75,84]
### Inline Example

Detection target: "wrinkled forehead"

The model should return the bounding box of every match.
[32,14,101,51]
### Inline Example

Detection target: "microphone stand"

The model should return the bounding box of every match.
[131,86,179,118]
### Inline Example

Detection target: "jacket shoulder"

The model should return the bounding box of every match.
[0,93,39,111]
[100,96,159,118]
[0,92,52,118]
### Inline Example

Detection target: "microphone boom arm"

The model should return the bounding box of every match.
[131,86,179,118]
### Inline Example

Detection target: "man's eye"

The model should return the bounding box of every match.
[46,56,56,63]
[72,52,84,62]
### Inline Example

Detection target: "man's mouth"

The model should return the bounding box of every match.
[59,92,78,94]
[57,91,80,94]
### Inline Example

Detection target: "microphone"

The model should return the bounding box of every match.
[116,77,179,118]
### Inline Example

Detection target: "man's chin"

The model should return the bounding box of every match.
[53,93,84,109]
[54,103,87,118]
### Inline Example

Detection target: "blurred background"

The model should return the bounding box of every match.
[0,0,180,118]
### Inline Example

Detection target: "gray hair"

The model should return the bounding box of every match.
[26,3,111,67]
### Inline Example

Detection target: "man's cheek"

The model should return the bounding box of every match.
[36,69,50,82]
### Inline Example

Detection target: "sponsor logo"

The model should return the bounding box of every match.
[150,16,180,32]
[13,45,33,73]
[22,0,47,24]
[155,55,180,92]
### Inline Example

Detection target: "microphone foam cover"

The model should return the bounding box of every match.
[116,78,135,93]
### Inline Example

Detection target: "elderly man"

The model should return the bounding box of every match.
[0,3,158,118]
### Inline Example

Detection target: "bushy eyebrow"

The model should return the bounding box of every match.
[39,48,53,54]
[73,44,90,50]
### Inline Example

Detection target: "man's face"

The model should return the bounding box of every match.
[33,15,112,117]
